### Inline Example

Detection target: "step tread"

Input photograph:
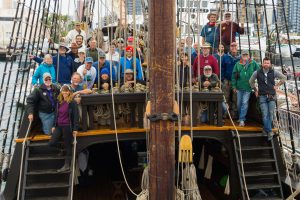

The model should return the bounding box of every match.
[251,198,282,200]
[26,169,70,175]
[28,155,67,161]
[28,142,49,147]
[247,183,281,190]
[237,146,273,151]
[241,158,276,164]
[26,196,68,200]
[239,133,267,138]
[244,170,278,177]
[25,182,69,189]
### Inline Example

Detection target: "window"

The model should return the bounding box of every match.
[202,1,208,8]
[6,32,12,38]
[178,0,185,7]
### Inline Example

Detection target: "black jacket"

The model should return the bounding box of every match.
[53,101,79,131]
[26,84,60,114]
[257,68,276,96]
[200,74,220,90]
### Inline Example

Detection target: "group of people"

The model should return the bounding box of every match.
[176,12,287,140]
[26,11,287,172]
[26,21,146,172]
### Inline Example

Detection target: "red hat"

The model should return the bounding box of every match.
[127,36,134,42]
[126,46,134,52]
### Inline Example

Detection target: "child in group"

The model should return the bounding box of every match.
[32,54,56,85]
[99,68,111,92]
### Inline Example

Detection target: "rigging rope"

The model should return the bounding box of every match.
[3,0,47,175]
[271,0,296,154]
[223,96,250,200]
[16,121,32,200]
[244,0,252,56]
[278,0,300,109]
[0,0,36,177]
[70,133,77,200]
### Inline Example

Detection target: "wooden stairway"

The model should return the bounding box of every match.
[20,141,73,200]
[232,131,284,200]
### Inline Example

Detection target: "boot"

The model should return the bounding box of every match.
[57,162,70,173]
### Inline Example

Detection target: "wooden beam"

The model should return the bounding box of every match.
[148,0,176,198]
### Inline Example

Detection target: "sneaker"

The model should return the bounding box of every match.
[262,130,268,136]
[268,132,274,141]
[239,121,245,127]
[57,164,70,173]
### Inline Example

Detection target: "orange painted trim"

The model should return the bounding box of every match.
[15,126,277,143]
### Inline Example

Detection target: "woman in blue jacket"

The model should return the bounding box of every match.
[32,54,56,85]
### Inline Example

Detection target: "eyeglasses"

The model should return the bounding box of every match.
[45,78,51,81]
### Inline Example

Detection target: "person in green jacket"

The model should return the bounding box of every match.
[231,50,259,126]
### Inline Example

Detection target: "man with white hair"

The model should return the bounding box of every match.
[200,65,220,123]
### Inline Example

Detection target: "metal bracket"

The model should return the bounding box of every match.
[147,112,178,122]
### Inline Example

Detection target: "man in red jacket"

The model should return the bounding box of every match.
[193,42,219,79]
[219,12,244,53]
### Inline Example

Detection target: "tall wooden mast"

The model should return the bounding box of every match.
[148,0,176,198]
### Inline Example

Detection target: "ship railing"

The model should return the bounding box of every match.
[277,108,300,153]
[79,91,224,131]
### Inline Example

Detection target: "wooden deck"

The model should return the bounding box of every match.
[15,120,276,143]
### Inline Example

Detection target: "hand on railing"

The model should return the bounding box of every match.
[28,114,33,122]
[73,131,78,137]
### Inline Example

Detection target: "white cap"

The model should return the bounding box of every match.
[78,48,86,54]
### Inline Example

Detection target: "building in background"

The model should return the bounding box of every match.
[287,0,300,34]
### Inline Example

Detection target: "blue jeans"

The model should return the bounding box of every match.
[39,111,55,135]
[201,110,208,123]
[237,90,251,122]
[259,95,275,133]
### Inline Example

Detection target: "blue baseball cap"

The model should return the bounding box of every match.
[85,57,93,63]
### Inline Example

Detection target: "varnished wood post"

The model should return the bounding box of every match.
[149,0,175,198]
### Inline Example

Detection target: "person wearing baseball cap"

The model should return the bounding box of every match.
[76,57,97,89]
[200,12,219,52]
[200,65,220,122]
[231,48,259,127]
[74,48,86,71]
[220,11,244,53]
[26,72,60,135]
[120,46,144,81]
[92,49,116,86]
[121,36,144,63]
[221,42,240,119]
